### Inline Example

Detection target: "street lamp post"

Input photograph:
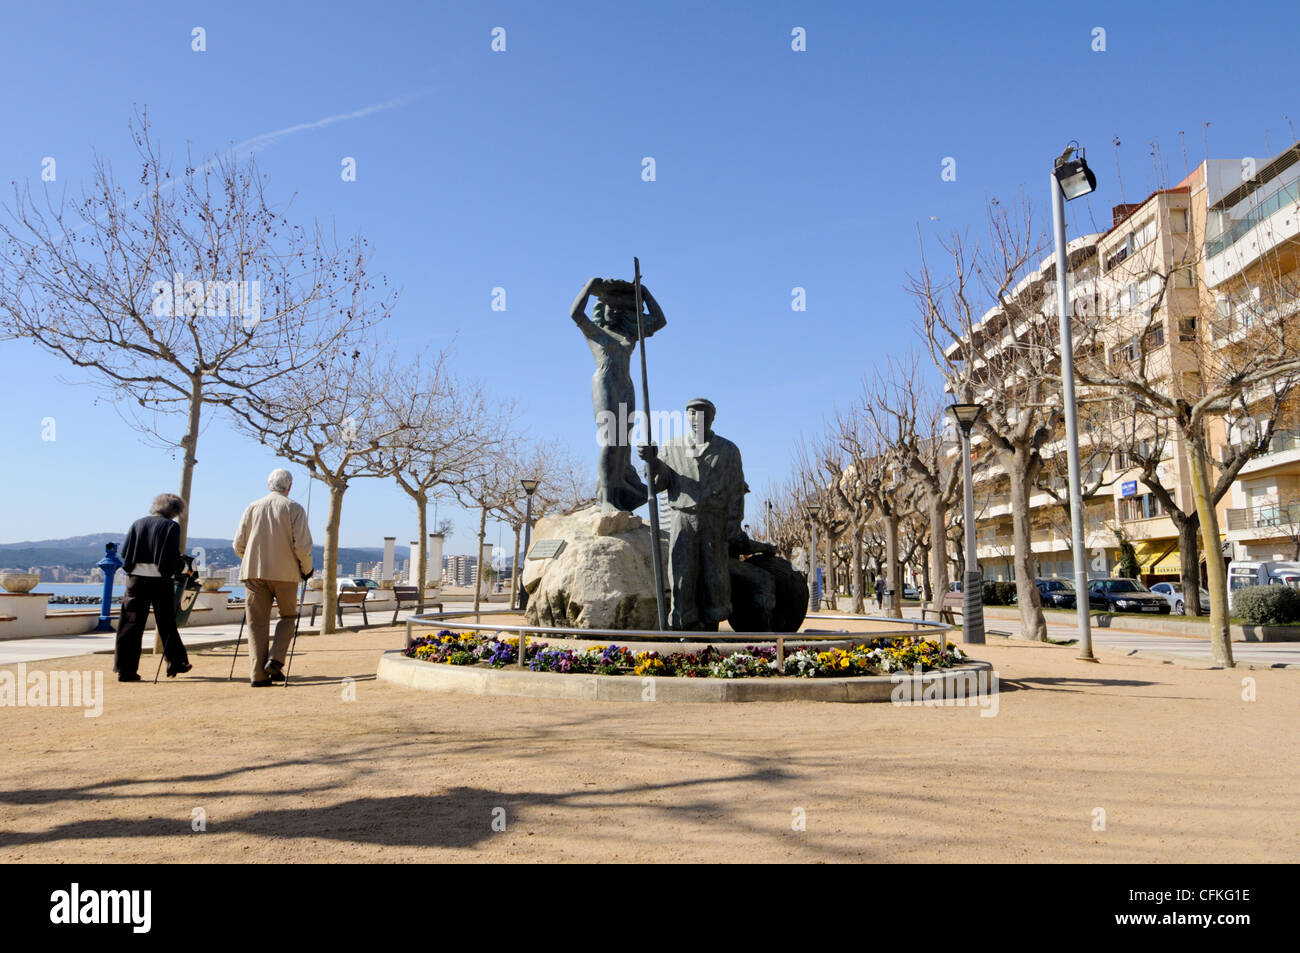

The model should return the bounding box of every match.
[1052,143,1098,662]
[518,478,540,611]
[805,503,820,614]
[948,403,986,644]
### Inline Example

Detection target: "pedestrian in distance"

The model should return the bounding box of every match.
[113,493,194,682]
[233,469,313,686]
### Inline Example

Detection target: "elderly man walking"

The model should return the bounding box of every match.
[234,469,313,686]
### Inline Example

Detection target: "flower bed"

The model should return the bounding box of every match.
[405,631,967,679]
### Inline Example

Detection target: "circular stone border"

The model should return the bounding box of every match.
[376,651,995,704]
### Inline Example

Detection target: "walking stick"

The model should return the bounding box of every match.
[633,257,669,630]
[283,472,314,687]
[227,609,246,681]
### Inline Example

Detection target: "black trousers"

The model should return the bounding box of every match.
[113,575,189,676]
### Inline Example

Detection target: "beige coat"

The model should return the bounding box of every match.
[233,492,313,582]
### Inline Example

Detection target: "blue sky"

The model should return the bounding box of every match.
[2,0,1296,556]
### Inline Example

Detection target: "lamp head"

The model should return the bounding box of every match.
[948,402,984,434]
[1054,144,1097,200]
[520,478,540,495]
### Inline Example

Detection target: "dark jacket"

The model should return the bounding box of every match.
[119,516,184,578]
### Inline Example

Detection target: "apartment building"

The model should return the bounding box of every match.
[949,141,1300,583]
[1203,144,1300,561]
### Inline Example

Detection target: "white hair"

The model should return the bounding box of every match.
[268,468,294,493]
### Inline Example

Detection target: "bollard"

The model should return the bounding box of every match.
[95,542,123,633]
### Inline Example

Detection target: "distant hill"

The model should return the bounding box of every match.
[0,533,386,572]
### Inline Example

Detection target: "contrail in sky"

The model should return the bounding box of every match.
[227,92,426,157]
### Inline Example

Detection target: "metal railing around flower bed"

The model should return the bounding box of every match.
[403,608,954,669]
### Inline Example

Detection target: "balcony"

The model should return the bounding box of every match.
[1226,500,1300,533]
[1206,178,1300,259]
[1231,430,1300,475]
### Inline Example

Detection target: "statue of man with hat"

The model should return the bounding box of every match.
[639,398,745,630]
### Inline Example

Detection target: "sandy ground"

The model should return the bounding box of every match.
[1,621,1296,863]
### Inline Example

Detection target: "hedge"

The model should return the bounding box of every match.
[1231,585,1300,625]
[981,581,1019,606]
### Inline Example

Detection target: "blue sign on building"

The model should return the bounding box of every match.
[1121,480,1137,497]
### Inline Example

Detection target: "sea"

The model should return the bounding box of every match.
[35,582,247,603]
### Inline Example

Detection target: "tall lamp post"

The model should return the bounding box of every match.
[1052,142,1098,662]
[948,403,986,644]
[805,503,821,614]
[517,478,540,610]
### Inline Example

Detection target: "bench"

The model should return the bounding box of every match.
[391,586,444,625]
[310,586,369,628]
[921,591,965,624]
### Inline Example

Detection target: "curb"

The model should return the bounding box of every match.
[377,651,995,704]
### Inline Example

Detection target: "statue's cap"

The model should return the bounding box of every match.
[686,397,716,415]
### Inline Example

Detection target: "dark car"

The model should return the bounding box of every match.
[1087,578,1171,614]
[1035,577,1077,609]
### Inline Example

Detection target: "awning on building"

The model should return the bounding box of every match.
[1134,540,1181,574]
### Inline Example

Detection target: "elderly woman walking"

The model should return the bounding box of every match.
[113,493,194,682]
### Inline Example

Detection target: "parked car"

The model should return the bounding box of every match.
[1227,560,1300,611]
[336,577,380,600]
[902,583,919,600]
[1148,582,1210,615]
[1087,578,1170,614]
[1035,577,1077,609]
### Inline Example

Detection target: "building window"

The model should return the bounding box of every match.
[1120,492,1166,522]
[1179,317,1197,342]
[1171,209,1188,233]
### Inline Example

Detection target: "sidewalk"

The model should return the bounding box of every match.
[0,603,481,666]
[896,604,1300,668]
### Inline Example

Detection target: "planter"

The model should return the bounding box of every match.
[307,577,324,591]
[0,572,40,594]
[200,577,225,592]
[379,579,395,590]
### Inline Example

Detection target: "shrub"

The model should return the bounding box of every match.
[1232,585,1300,625]
[982,581,1018,605]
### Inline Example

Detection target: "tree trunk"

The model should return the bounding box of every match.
[1177,516,1202,617]
[850,525,865,613]
[823,525,836,610]
[918,543,931,603]
[1184,436,1234,666]
[885,512,902,618]
[472,504,488,616]
[927,495,950,615]
[176,374,203,550]
[1007,460,1047,641]
[415,490,428,613]
[321,481,346,635]
[510,525,522,610]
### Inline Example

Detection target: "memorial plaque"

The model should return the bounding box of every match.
[527,538,566,560]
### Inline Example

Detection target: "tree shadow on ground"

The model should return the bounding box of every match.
[997,675,1164,695]
[0,762,805,852]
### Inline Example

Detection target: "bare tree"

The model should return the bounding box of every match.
[912,197,1058,640]
[493,441,587,608]
[861,354,961,617]
[230,337,412,633]
[1075,256,1300,664]
[0,110,389,547]
[379,356,510,612]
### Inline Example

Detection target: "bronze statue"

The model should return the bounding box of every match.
[572,277,666,512]
[639,398,747,631]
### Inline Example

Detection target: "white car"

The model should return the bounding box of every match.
[1148,582,1209,615]
[336,577,380,600]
